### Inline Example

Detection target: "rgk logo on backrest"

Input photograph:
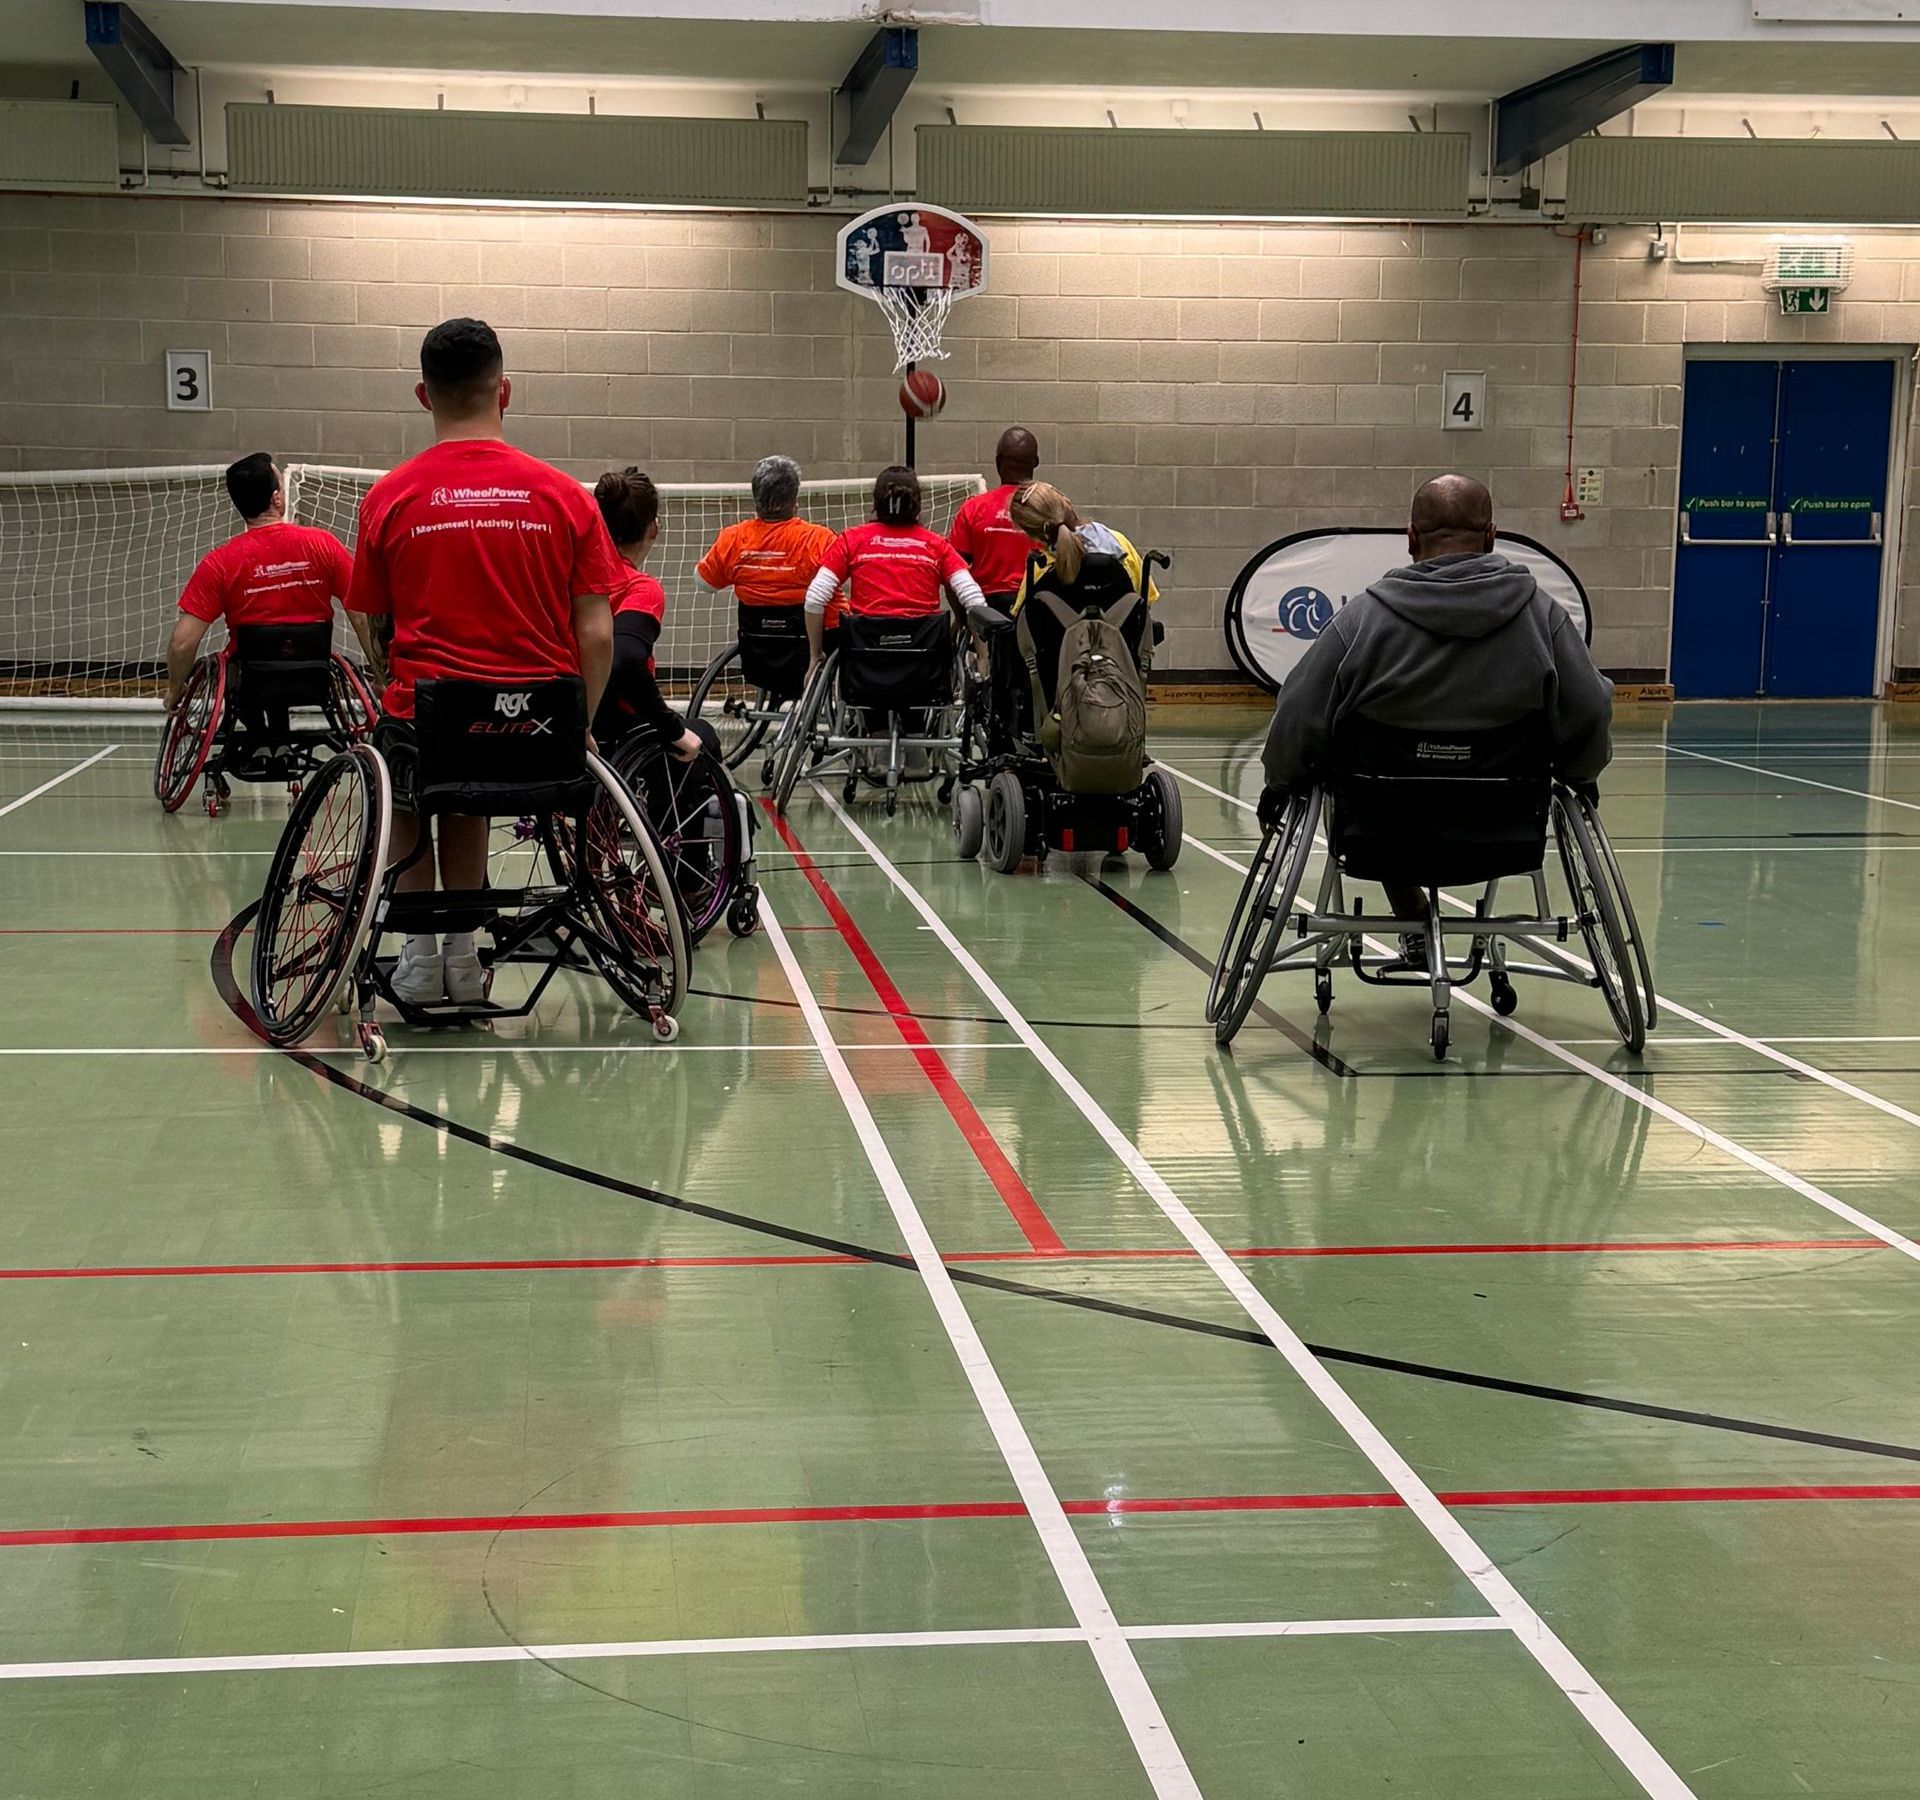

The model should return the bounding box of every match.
[467,690,553,736]
[495,691,532,718]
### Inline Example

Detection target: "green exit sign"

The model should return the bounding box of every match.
[1777,287,1832,315]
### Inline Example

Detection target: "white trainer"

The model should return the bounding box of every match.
[392,941,446,1005]
[444,946,487,1005]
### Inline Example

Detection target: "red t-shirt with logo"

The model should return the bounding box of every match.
[346,438,625,719]
[817,523,966,620]
[948,485,1031,599]
[610,566,666,623]
[178,522,351,628]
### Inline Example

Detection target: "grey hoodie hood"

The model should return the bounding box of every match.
[1367,552,1539,642]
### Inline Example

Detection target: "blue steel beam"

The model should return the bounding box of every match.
[84,1,189,147]
[1493,44,1673,177]
[835,26,917,167]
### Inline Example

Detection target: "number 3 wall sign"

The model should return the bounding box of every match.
[165,348,212,413]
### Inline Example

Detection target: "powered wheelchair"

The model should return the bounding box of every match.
[247,676,689,1062]
[686,602,815,788]
[950,549,1182,873]
[1206,713,1655,1061]
[154,623,377,816]
[769,610,963,818]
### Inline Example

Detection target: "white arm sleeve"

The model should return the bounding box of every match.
[948,569,986,612]
[804,566,840,615]
[695,573,722,593]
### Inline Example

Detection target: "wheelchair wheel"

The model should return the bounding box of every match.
[327,656,378,740]
[1209,789,1321,1046]
[953,783,985,859]
[552,752,690,1027]
[154,657,225,813]
[1574,791,1657,1033]
[1553,789,1645,1054]
[1141,766,1183,871]
[688,643,776,773]
[983,770,1027,873]
[250,745,391,1046]
[772,654,835,817]
[609,737,742,945]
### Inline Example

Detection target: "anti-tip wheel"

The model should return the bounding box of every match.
[652,1012,682,1043]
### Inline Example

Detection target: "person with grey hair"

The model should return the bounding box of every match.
[695,455,839,624]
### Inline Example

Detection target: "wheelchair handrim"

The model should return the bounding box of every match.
[613,741,740,943]
[1554,794,1644,1052]
[155,658,223,812]
[574,753,690,1017]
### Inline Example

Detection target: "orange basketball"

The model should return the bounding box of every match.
[899,369,947,419]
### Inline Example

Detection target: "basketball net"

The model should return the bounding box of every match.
[876,285,955,371]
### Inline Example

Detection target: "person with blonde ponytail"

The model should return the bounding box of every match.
[1007,482,1158,611]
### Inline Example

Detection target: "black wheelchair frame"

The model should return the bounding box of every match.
[247,677,689,1061]
[950,549,1182,874]
[686,603,816,787]
[155,623,377,817]
[769,611,966,819]
[1206,718,1655,1061]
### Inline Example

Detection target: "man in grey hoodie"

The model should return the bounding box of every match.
[1262,474,1613,929]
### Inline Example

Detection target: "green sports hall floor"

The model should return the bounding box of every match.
[2,701,1918,1800]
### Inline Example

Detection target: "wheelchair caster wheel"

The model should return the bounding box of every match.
[937,776,955,805]
[953,784,984,860]
[334,981,355,1016]
[842,777,858,804]
[205,795,220,818]
[1430,1011,1449,1063]
[651,1011,681,1044]
[287,780,302,800]
[760,758,776,790]
[1315,970,1334,1016]
[1490,976,1518,1017]
[359,1025,388,1064]
[727,895,761,939]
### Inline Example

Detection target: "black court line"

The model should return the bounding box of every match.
[690,984,1207,1032]
[1081,876,1355,1077]
[209,914,1920,1471]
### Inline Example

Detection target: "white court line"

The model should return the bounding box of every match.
[0,745,119,822]
[1170,763,1920,1157]
[0,1616,1502,1684]
[0,848,271,857]
[759,892,1202,1800]
[816,788,1694,1800]
[1162,769,1920,1269]
[1667,745,1920,814]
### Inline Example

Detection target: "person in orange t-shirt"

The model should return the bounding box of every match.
[696,455,840,631]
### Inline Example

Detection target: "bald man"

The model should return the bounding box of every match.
[950,427,1041,604]
[1263,474,1613,940]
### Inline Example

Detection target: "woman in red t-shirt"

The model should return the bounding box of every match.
[593,467,701,761]
[802,466,986,679]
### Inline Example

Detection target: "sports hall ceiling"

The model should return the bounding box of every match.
[14,0,1920,98]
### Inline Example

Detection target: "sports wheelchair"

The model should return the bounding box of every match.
[951,550,1182,874]
[1206,714,1655,1061]
[769,611,963,818]
[687,603,815,787]
[603,728,762,944]
[154,622,376,816]
[248,676,689,1061]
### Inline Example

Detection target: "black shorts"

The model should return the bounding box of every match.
[372,715,418,813]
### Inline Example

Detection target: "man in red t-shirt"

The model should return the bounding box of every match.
[164,453,352,734]
[346,317,622,1006]
[802,467,985,680]
[948,426,1040,604]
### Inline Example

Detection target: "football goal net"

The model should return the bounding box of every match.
[0,463,986,709]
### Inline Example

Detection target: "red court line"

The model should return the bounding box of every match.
[761,800,1066,1255]
[9,1484,1919,1549]
[0,1238,1883,1282]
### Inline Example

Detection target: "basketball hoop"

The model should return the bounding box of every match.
[836,203,989,373]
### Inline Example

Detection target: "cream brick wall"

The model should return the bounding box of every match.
[4,191,1920,678]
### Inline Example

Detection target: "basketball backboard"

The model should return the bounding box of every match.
[835,204,989,299]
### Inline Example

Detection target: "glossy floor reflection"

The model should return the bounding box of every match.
[2,703,1917,1799]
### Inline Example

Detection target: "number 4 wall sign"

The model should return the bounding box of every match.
[165,348,212,412]
[1443,370,1485,432]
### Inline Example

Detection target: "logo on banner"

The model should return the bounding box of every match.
[1278,586,1336,641]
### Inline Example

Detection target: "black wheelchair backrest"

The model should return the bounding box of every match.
[736,601,811,701]
[1329,712,1552,886]
[230,621,335,712]
[413,676,588,815]
[838,611,954,712]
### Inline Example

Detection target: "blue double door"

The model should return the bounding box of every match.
[1671,358,1895,698]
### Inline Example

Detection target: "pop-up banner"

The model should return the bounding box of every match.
[1225,528,1592,694]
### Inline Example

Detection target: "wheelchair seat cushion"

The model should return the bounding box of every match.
[411,676,589,814]
[1329,712,1551,886]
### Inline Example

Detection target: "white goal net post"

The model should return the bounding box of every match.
[0,463,987,711]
